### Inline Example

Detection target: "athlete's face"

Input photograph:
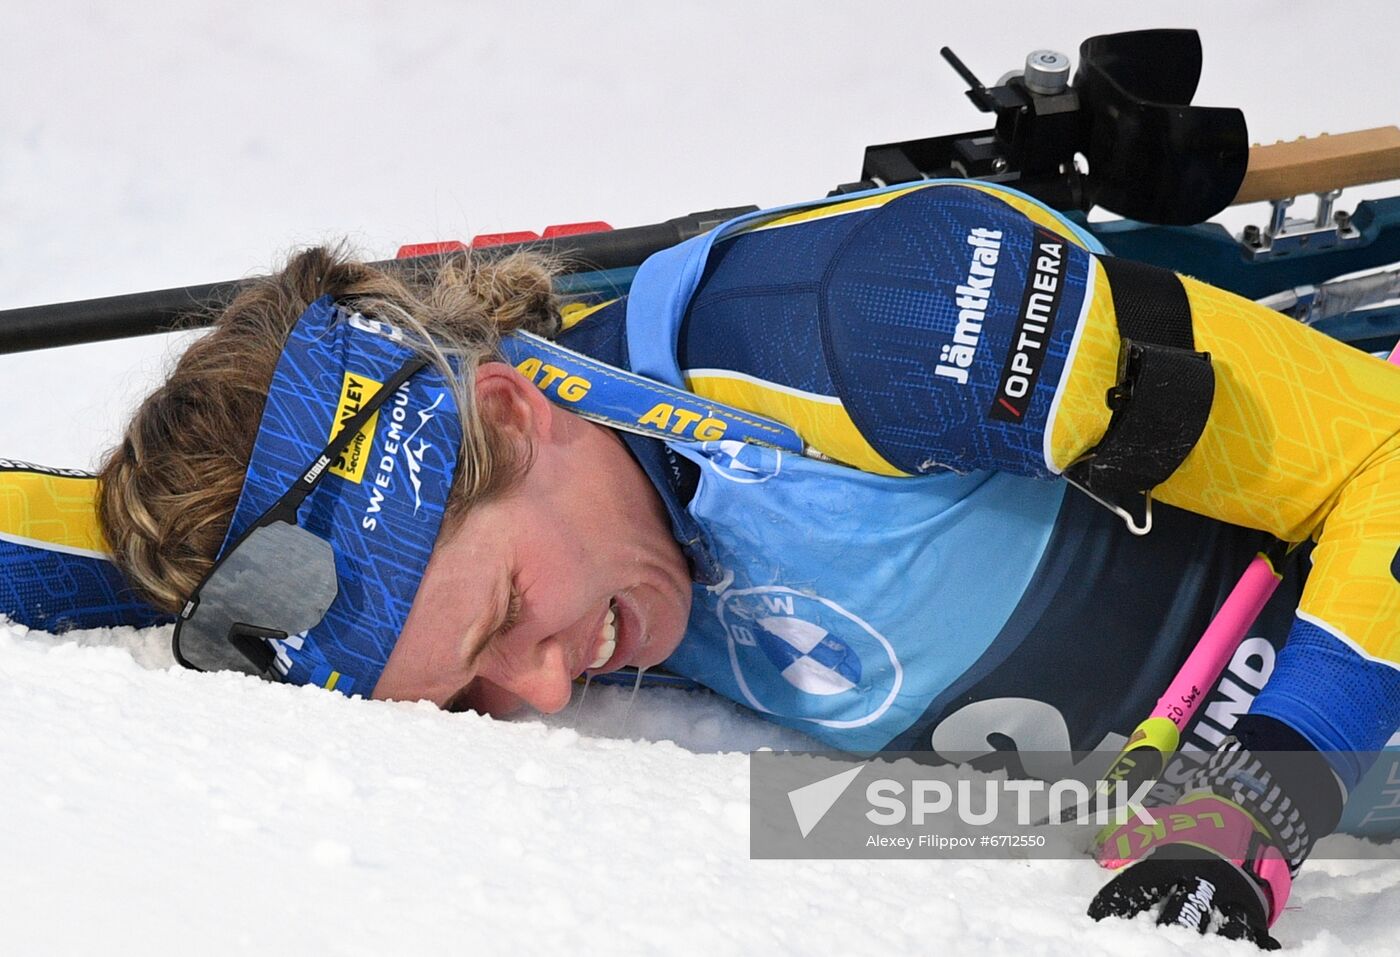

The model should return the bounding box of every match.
[372,362,693,715]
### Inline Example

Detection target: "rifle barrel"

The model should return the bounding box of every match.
[0,207,757,355]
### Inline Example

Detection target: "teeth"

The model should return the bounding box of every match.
[589,603,618,670]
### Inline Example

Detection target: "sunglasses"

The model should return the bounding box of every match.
[172,355,429,677]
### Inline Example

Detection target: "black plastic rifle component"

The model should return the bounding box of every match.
[837,29,1248,226]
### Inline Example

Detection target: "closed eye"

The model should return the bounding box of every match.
[464,585,522,672]
[444,583,522,714]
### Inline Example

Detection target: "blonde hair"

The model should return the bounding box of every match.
[98,245,561,612]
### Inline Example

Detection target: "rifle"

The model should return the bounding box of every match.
[5,29,1400,356]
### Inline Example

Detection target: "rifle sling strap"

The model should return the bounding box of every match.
[1063,257,1215,519]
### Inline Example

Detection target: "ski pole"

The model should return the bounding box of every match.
[1092,540,1291,801]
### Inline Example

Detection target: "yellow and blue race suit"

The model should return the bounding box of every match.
[558,182,1400,808]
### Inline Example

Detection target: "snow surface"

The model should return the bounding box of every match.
[5,2,1400,954]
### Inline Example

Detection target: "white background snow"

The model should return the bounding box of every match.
[3,2,1400,954]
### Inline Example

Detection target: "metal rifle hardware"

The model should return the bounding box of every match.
[1240,190,1364,261]
[832,29,1249,227]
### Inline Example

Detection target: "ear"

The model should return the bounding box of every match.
[472,361,555,443]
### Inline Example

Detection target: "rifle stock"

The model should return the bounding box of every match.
[1234,126,1400,204]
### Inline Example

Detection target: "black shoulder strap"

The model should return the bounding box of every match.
[1063,257,1215,532]
[1099,257,1195,349]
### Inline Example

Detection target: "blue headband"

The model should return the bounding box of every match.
[217,296,462,695]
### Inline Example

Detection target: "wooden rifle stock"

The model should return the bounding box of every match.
[1234,126,1400,204]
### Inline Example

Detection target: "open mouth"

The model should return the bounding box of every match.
[588,599,619,671]
[586,595,647,674]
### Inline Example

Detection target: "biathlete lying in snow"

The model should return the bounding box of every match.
[97,182,1400,946]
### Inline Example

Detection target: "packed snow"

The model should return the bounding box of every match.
[4,3,1400,954]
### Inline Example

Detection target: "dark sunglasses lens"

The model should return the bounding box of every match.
[174,521,338,675]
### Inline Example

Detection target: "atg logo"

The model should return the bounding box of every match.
[716,586,903,729]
